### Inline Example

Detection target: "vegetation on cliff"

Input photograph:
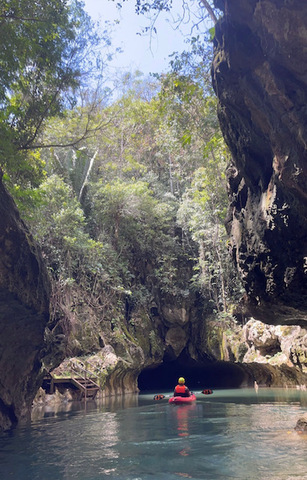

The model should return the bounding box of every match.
[0,0,306,405]
[21,69,243,368]
[1,0,242,369]
[0,0,111,429]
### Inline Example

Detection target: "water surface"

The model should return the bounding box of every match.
[0,388,306,480]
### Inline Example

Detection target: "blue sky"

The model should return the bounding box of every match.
[83,0,194,75]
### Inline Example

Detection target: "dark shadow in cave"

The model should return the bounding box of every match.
[138,351,247,391]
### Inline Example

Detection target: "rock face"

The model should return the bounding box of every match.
[205,316,307,387]
[50,289,204,395]
[212,0,307,326]
[0,175,50,430]
[242,320,307,372]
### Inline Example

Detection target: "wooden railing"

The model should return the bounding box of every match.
[69,360,101,400]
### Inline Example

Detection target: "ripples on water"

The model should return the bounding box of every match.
[0,388,306,480]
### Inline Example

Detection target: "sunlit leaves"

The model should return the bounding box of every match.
[177,162,242,311]
[91,178,174,246]
[0,0,110,186]
[26,174,122,291]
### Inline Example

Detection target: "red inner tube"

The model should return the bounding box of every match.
[168,394,197,404]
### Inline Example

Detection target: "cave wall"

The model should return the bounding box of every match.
[212,0,307,325]
[0,174,50,430]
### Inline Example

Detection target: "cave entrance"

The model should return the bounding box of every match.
[138,351,247,391]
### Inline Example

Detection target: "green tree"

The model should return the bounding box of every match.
[177,157,243,314]
[26,63,239,335]
[0,0,107,187]
[26,173,135,351]
[90,178,175,259]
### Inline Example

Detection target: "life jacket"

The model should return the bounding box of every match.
[174,385,189,396]
[154,394,165,400]
[202,389,213,395]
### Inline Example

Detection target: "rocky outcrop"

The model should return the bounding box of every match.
[238,362,306,388]
[205,316,307,386]
[212,0,307,326]
[242,320,307,372]
[48,289,203,395]
[0,174,50,430]
[211,316,307,371]
[295,414,307,433]
[49,299,306,396]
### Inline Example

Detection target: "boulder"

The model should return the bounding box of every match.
[295,414,307,433]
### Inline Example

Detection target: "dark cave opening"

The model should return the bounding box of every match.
[138,352,248,391]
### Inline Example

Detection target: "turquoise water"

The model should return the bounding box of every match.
[0,388,306,480]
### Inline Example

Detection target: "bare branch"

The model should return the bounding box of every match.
[19,116,115,151]
[0,14,45,22]
[199,0,218,24]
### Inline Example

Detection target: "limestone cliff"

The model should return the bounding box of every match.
[0,174,50,430]
[212,0,307,326]
[48,282,205,396]
[205,316,307,386]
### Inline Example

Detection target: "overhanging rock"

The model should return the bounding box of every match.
[212,0,307,326]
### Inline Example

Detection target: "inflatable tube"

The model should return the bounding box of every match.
[168,393,196,405]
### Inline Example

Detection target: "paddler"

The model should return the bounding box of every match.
[173,377,191,397]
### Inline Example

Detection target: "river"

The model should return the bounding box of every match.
[0,388,306,480]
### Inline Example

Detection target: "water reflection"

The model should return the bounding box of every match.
[60,411,120,478]
[172,405,196,460]
[31,393,139,423]
[173,404,194,437]
[0,388,306,480]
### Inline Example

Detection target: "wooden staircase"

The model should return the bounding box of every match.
[71,376,100,400]
[69,360,101,400]
[43,361,101,401]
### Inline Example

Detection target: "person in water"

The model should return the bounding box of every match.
[174,377,191,397]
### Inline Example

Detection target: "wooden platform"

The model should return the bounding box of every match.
[42,364,101,400]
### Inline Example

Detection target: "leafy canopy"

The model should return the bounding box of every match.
[0,0,106,186]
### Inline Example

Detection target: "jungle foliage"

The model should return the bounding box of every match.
[1,0,242,350]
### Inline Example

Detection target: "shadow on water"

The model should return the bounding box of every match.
[138,356,251,391]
